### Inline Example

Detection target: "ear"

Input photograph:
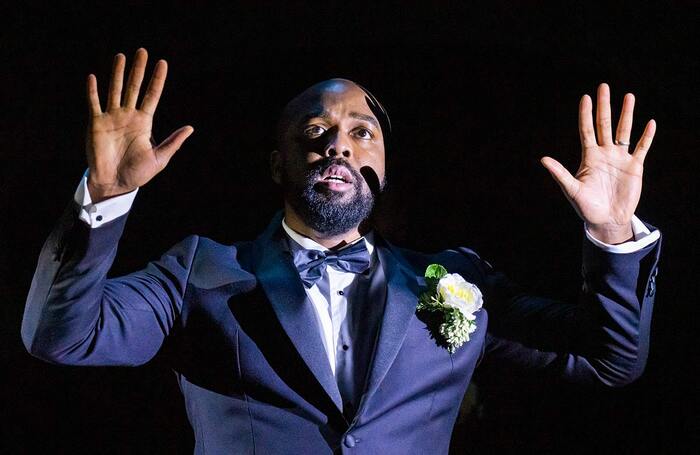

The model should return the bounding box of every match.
[270,149,283,184]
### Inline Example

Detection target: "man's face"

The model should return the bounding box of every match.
[272,80,386,236]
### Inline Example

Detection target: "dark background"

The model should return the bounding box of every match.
[2,2,697,453]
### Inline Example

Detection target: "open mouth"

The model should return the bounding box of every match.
[320,164,353,183]
[317,164,354,188]
[324,175,349,183]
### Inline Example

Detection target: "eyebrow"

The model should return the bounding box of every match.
[298,110,380,129]
[349,112,380,129]
[298,110,332,126]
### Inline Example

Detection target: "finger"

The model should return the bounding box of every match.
[140,60,168,116]
[155,126,194,166]
[615,93,635,148]
[123,48,148,108]
[632,119,656,163]
[540,156,580,200]
[578,94,596,148]
[106,53,125,110]
[86,74,102,116]
[596,83,613,145]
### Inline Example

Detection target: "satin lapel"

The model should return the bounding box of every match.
[362,239,421,404]
[250,214,343,412]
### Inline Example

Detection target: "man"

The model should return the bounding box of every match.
[22,49,661,454]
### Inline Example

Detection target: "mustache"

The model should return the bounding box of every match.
[307,157,364,183]
[301,157,384,196]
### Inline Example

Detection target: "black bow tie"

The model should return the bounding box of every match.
[292,240,371,288]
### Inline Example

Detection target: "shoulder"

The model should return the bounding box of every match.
[168,235,257,290]
[388,242,491,282]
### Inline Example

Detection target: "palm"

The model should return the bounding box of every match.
[541,84,656,236]
[85,49,193,201]
[570,142,644,226]
[89,109,159,188]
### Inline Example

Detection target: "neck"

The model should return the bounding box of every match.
[283,203,365,250]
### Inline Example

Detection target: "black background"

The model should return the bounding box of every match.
[2,2,697,453]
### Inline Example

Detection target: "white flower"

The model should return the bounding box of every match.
[437,273,483,322]
[418,265,485,352]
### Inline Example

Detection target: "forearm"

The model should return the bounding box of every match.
[572,227,661,385]
[22,198,196,366]
[22,202,128,362]
[478,223,661,386]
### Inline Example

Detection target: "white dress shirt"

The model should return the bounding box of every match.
[281,219,375,377]
[280,220,379,410]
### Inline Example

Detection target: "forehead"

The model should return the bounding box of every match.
[292,82,376,121]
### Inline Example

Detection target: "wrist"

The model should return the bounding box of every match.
[587,222,634,245]
[87,179,137,204]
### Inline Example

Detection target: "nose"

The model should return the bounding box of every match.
[324,129,352,159]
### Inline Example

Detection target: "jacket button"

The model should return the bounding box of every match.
[647,280,656,297]
[646,274,656,297]
[344,434,356,448]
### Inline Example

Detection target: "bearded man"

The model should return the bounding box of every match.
[22,48,661,454]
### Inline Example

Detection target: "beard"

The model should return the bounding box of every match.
[282,157,381,237]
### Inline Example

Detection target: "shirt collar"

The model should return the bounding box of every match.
[281,217,375,256]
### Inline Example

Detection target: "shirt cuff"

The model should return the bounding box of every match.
[74,171,138,228]
[584,215,661,254]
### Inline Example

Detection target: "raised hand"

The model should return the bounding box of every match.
[85,48,193,203]
[540,83,656,244]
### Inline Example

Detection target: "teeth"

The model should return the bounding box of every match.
[326,176,346,182]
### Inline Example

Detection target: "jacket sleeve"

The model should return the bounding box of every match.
[471,223,661,387]
[21,201,198,366]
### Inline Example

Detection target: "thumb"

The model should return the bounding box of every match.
[155,125,194,165]
[540,156,579,199]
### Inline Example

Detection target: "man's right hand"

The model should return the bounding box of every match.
[85,48,193,203]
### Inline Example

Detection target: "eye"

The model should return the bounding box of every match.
[303,125,326,138]
[353,127,374,140]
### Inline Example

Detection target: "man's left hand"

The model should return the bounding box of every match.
[541,83,656,244]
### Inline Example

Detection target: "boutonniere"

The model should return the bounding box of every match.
[417,264,483,353]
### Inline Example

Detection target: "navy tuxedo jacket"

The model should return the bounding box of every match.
[22,205,661,454]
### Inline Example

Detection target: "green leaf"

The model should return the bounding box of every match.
[425,264,448,280]
[425,264,448,290]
